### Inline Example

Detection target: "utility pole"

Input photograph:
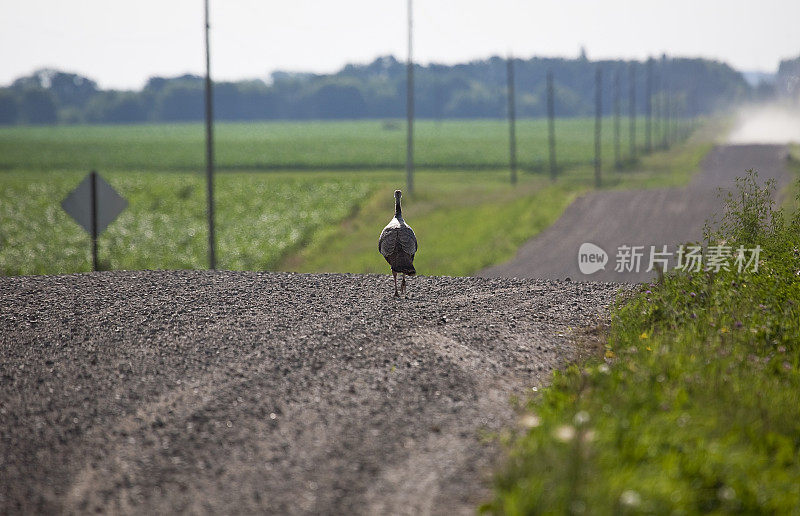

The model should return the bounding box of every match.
[662,56,669,149]
[204,0,216,270]
[613,68,621,170]
[628,62,636,160]
[594,67,602,188]
[506,56,517,184]
[405,0,414,195]
[645,57,652,153]
[547,70,557,180]
[654,65,661,150]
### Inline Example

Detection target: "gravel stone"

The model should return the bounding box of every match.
[0,270,629,514]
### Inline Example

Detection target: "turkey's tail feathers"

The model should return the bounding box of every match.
[387,251,416,275]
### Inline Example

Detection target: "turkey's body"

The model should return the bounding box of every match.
[379,190,417,296]
[379,217,417,275]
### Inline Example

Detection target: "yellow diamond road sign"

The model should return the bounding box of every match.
[61,173,127,235]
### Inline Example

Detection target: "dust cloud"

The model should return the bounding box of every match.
[727,104,800,144]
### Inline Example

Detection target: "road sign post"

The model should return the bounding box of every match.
[90,170,98,271]
[61,171,127,272]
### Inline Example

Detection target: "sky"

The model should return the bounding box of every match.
[1,0,799,90]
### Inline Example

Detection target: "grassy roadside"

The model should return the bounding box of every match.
[782,144,800,215]
[484,172,800,513]
[282,120,720,276]
[283,171,580,276]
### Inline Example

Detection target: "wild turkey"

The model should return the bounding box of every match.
[378,190,417,296]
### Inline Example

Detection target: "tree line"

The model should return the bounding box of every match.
[0,54,780,125]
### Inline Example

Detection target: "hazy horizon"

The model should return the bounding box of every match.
[2,0,799,90]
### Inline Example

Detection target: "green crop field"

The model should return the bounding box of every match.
[0,118,671,172]
[0,169,372,275]
[0,118,703,277]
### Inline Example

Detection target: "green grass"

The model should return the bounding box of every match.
[0,118,708,276]
[782,144,800,215]
[0,118,672,172]
[0,170,371,275]
[485,171,800,513]
[285,120,717,276]
[285,171,581,276]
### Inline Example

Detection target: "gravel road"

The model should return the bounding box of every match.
[0,270,627,514]
[480,144,792,282]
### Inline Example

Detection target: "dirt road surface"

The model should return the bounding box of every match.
[480,144,792,282]
[0,271,627,514]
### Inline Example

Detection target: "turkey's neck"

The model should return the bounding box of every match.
[394,198,402,219]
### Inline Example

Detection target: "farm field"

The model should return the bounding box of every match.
[0,169,372,275]
[0,117,671,172]
[0,118,703,276]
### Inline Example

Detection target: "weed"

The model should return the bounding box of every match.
[485,172,800,513]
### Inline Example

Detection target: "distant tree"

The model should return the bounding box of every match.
[307,81,367,119]
[58,106,85,124]
[211,82,241,120]
[86,91,147,123]
[552,83,590,117]
[270,73,316,118]
[19,88,57,124]
[776,56,800,99]
[12,69,97,108]
[753,81,776,102]
[236,81,278,119]
[155,83,204,121]
[213,81,278,120]
[363,85,403,118]
[48,72,98,107]
[0,89,19,124]
[445,82,504,118]
[143,76,169,94]
[0,55,761,124]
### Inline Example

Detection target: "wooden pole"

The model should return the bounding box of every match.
[507,56,517,185]
[653,66,661,150]
[90,170,98,272]
[204,0,216,270]
[547,70,557,180]
[594,67,602,188]
[628,62,636,160]
[405,0,414,194]
[614,68,621,170]
[645,58,652,153]
[662,57,669,149]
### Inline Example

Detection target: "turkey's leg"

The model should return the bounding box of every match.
[392,271,399,297]
[401,274,406,294]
